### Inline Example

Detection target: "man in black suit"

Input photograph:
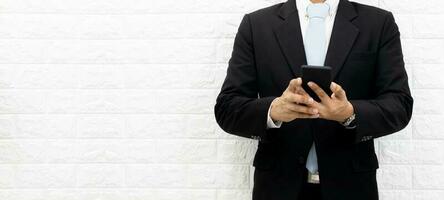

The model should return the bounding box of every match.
[214,0,413,199]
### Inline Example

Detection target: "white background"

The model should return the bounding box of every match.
[0,0,443,199]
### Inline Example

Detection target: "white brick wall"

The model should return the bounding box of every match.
[0,0,442,199]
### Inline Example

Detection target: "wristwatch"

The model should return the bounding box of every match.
[341,113,356,128]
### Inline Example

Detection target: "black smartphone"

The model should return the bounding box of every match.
[301,65,332,102]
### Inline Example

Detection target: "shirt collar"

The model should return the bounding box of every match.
[296,0,339,17]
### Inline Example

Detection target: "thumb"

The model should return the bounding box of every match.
[287,78,302,92]
[330,82,346,100]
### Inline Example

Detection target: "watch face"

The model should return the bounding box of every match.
[343,113,355,126]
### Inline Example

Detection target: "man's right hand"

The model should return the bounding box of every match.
[270,78,319,122]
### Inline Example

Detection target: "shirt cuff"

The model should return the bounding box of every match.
[266,103,282,128]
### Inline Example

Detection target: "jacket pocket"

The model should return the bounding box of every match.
[352,141,379,172]
[253,143,276,170]
[348,51,377,61]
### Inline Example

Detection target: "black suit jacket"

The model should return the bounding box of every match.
[214,0,413,200]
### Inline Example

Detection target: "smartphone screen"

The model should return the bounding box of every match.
[301,65,332,102]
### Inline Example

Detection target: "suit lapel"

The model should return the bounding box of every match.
[325,0,359,80]
[274,0,306,77]
[274,0,359,79]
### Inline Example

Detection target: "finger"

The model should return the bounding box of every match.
[287,78,302,92]
[287,93,314,105]
[308,82,329,102]
[309,100,322,109]
[295,84,310,96]
[286,104,319,115]
[296,113,320,119]
[330,82,346,100]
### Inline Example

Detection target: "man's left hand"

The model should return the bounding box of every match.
[307,81,354,123]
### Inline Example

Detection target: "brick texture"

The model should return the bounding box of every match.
[0,0,442,199]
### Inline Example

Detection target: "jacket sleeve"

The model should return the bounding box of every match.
[348,12,414,143]
[214,14,276,140]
